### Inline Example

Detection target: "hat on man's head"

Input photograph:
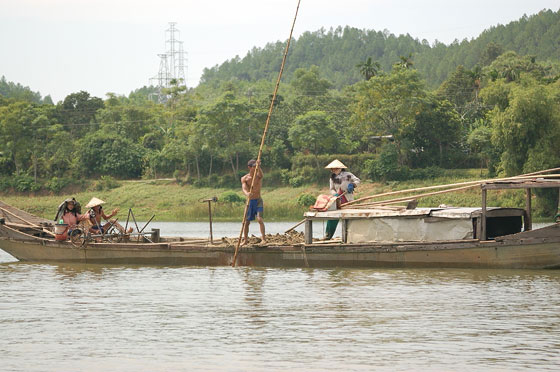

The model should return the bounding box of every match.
[325,159,347,169]
[85,197,105,208]
[247,159,257,167]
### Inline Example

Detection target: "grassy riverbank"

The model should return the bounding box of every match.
[0,169,554,222]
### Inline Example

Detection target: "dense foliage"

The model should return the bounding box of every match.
[201,9,560,89]
[1,9,559,218]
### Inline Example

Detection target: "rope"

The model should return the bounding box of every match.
[232,0,301,267]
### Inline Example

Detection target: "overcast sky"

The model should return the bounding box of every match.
[1,0,558,102]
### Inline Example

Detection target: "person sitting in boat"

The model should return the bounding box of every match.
[54,197,88,236]
[85,197,133,235]
[325,159,360,240]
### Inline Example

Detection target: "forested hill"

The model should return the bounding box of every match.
[200,8,560,88]
[0,76,53,105]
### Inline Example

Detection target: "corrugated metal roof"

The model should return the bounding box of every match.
[305,207,515,219]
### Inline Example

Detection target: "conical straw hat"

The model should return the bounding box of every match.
[325,159,347,169]
[85,197,105,208]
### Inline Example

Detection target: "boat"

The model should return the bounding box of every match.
[1,177,560,269]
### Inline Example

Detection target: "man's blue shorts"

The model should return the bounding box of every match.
[247,198,264,221]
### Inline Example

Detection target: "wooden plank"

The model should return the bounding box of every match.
[471,208,525,218]
[481,188,487,241]
[304,219,313,245]
[285,219,306,233]
[525,188,532,231]
[482,181,560,190]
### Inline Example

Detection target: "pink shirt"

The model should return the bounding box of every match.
[62,211,85,228]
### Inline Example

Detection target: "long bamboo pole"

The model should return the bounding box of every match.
[345,173,560,209]
[342,168,560,207]
[232,0,301,267]
[345,184,480,208]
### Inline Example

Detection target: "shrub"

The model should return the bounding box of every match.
[220,191,244,204]
[216,174,238,188]
[13,174,40,192]
[289,176,304,188]
[0,157,15,176]
[94,175,120,191]
[173,170,182,183]
[297,193,316,207]
[0,177,12,191]
[295,165,323,184]
[266,169,289,186]
[291,154,376,174]
[280,169,291,184]
[407,166,445,180]
[45,177,71,193]
[192,178,208,187]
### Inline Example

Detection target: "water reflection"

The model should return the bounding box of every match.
[1,257,560,371]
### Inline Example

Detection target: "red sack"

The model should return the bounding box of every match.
[311,194,337,212]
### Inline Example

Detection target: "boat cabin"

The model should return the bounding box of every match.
[304,207,524,244]
[303,178,560,244]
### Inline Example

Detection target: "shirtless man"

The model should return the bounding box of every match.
[241,159,266,245]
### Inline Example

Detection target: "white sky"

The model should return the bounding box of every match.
[1,0,558,102]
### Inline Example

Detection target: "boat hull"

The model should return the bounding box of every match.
[1,227,560,269]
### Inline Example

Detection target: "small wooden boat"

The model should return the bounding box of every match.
[1,178,560,269]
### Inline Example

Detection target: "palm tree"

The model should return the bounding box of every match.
[398,53,414,69]
[468,65,484,101]
[356,57,381,80]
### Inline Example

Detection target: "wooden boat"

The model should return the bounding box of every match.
[1,178,560,269]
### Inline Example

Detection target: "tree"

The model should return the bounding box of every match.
[0,101,35,174]
[403,98,463,167]
[437,65,485,125]
[290,66,333,96]
[488,80,560,175]
[467,123,495,175]
[75,132,146,178]
[197,92,259,175]
[57,91,104,137]
[479,42,504,66]
[356,57,381,80]
[349,65,427,164]
[484,51,550,83]
[397,53,414,69]
[288,110,337,167]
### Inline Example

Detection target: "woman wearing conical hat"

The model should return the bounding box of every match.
[85,197,133,235]
[324,159,360,240]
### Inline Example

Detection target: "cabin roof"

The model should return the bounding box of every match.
[304,207,524,220]
[483,178,560,190]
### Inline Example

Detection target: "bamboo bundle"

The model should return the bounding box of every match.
[343,169,560,209]
[348,204,407,210]
[344,184,479,209]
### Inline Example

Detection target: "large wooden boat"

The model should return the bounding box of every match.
[1,178,560,269]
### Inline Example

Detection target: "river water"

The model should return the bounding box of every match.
[1,222,559,371]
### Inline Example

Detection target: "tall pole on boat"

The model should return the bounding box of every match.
[232,0,302,267]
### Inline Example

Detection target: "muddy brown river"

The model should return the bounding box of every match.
[1,222,559,371]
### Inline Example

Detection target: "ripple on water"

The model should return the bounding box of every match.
[1,259,560,371]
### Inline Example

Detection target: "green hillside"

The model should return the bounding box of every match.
[201,9,560,88]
